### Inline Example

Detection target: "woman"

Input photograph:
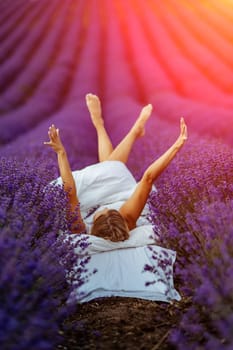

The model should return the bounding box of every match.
[44,93,187,241]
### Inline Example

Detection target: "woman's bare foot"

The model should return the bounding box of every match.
[86,93,104,128]
[131,104,153,138]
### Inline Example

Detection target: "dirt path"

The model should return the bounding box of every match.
[60,297,186,350]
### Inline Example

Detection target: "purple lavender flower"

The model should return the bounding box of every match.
[0,157,90,349]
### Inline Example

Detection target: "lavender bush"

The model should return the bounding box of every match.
[0,157,88,350]
[146,135,233,349]
[168,199,233,350]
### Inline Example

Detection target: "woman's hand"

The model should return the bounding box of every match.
[176,117,188,148]
[44,124,65,154]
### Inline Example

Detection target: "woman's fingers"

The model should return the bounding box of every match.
[44,124,56,145]
[47,124,59,142]
[180,117,188,140]
[44,124,63,153]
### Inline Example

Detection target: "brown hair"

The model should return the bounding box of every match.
[91,209,129,242]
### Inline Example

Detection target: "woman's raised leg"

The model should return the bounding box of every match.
[86,93,114,162]
[107,104,153,163]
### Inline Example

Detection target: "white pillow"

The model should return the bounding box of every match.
[65,224,158,255]
[70,241,181,303]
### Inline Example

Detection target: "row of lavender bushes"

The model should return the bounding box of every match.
[0,155,91,350]
[3,2,105,349]
[146,129,233,349]
[1,0,233,147]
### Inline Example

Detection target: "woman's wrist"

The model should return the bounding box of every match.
[175,136,186,149]
[56,146,66,155]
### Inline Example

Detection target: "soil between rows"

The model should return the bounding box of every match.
[59,296,189,350]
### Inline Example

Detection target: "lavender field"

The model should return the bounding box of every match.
[1,0,233,349]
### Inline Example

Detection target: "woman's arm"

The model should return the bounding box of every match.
[120,118,188,230]
[44,125,86,234]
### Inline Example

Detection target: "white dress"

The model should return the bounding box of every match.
[55,160,152,233]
